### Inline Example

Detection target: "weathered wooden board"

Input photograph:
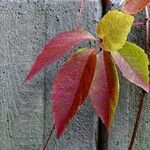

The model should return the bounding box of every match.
[0,0,102,150]
[0,1,46,150]
[0,1,149,150]
[41,1,102,149]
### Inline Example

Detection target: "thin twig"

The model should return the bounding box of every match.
[43,124,55,150]
[128,5,149,150]
[128,90,146,150]
[145,5,150,54]
[133,22,145,26]
[96,119,108,150]
[76,0,85,28]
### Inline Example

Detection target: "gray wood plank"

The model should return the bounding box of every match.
[1,1,149,150]
[0,0,102,150]
[0,1,47,150]
[43,1,102,150]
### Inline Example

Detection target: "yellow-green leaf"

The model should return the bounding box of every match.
[112,41,149,92]
[97,10,134,52]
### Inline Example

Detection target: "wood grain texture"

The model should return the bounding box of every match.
[0,0,102,150]
[0,1,47,150]
[0,1,150,150]
[43,1,101,149]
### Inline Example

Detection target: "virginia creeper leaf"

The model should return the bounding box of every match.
[52,48,96,138]
[24,29,96,82]
[96,10,134,52]
[112,41,149,92]
[123,0,150,14]
[90,51,119,130]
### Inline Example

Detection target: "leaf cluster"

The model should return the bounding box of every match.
[24,0,149,142]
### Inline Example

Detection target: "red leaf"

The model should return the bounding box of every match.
[123,0,150,14]
[24,29,96,82]
[90,51,119,130]
[52,48,96,138]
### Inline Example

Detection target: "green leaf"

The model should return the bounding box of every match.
[112,41,149,92]
[97,10,134,52]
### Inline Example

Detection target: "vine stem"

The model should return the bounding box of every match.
[133,22,145,26]
[96,1,109,150]
[43,124,55,150]
[76,0,85,28]
[128,5,149,150]
[128,91,146,150]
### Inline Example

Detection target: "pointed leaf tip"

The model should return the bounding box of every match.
[90,51,119,130]
[112,41,149,93]
[52,48,97,138]
[24,29,96,82]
